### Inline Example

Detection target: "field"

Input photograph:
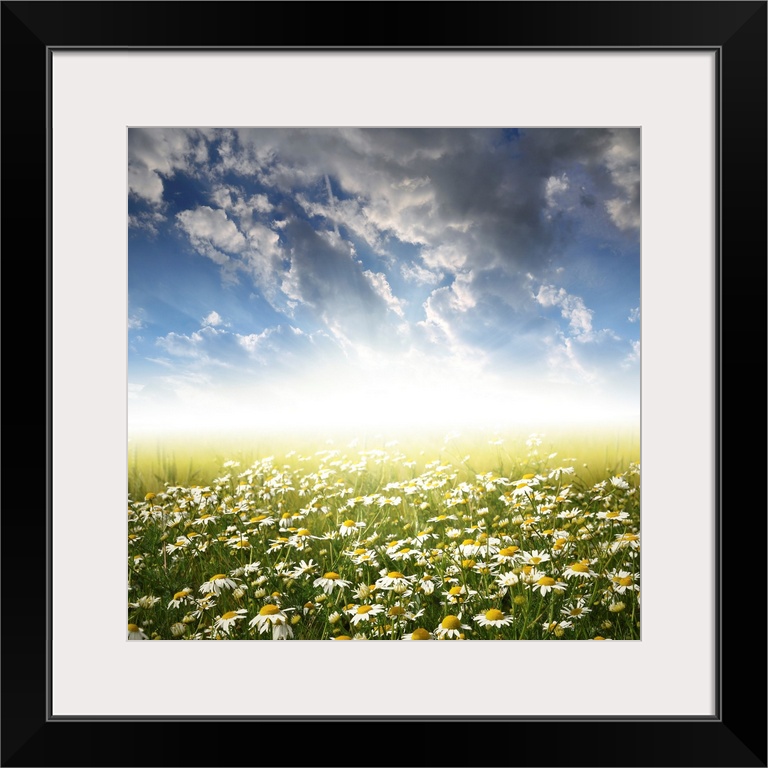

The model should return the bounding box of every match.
[127,429,640,641]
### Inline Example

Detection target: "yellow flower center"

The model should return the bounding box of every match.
[323,572,340,580]
[357,605,373,615]
[606,511,620,518]
[353,548,366,555]
[499,547,518,557]
[127,624,140,632]
[441,615,462,630]
[144,493,156,501]
[173,590,188,601]
[335,635,352,640]
[529,556,542,564]
[210,574,227,581]
[522,473,536,480]
[537,576,556,587]
[282,513,291,519]
[570,563,589,572]
[387,571,404,579]
[251,515,267,522]
[342,520,356,527]
[259,605,280,616]
[411,628,432,640]
[297,528,310,536]
[461,539,475,547]
[618,576,633,587]
[485,609,504,621]
[221,611,238,620]
[449,586,463,595]
[388,606,405,616]
[462,559,476,569]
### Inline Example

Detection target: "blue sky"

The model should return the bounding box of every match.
[128,128,640,436]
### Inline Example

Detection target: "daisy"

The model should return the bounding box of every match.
[474,608,514,628]
[609,531,640,553]
[530,574,567,596]
[416,574,436,595]
[214,609,248,634]
[560,599,591,620]
[542,619,573,636]
[402,628,434,640]
[290,559,319,578]
[249,604,293,637]
[496,572,520,593]
[346,603,385,626]
[427,513,458,523]
[128,595,160,610]
[339,519,366,537]
[608,569,639,594]
[127,623,148,640]
[495,545,521,565]
[410,530,436,546]
[248,514,275,528]
[434,614,471,640]
[375,570,415,592]
[520,550,551,568]
[313,571,352,595]
[167,587,191,608]
[562,560,597,579]
[199,573,239,595]
[441,584,478,604]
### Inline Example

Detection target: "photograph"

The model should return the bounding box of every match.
[127,126,642,642]
[2,0,763,763]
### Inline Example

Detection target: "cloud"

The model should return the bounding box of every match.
[201,311,225,327]
[628,306,640,323]
[363,270,405,317]
[622,339,641,368]
[603,129,640,231]
[176,206,247,254]
[535,284,595,342]
[401,262,443,285]
[128,128,210,204]
[129,211,167,236]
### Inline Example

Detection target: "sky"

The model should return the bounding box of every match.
[128,127,640,437]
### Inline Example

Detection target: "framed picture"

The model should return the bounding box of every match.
[6,1,765,765]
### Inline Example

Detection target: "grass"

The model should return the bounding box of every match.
[127,428,640,641]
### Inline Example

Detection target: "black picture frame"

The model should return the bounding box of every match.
[3,2,765,766]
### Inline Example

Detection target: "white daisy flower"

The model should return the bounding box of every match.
[562,561,597,579]
[375,570,415,592]
[199,573,239,595]
[214,609,248,634]
[346,603,385,625]
[530,574,567,596]
[313,571,352,595]
[338,519,366,537]
[249,604,293,636]
[434,614,471,639]
[127,623,148,640]
[474,608,514,628]
[401,627,434,640]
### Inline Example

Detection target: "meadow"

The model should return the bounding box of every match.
[127,429,640,641]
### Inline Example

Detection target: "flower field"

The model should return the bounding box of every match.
[128,433,640,640]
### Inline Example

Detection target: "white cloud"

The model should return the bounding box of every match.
[545,173,570,209]
[603,129,640,231]
[535,284,594,342]
[177,206,247,254]
[622,339,640,368]
[401,262,443,285]
[128,128,209,204]
[363,271,405,317]
[201,311,224,327]
[628,306,640,323]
